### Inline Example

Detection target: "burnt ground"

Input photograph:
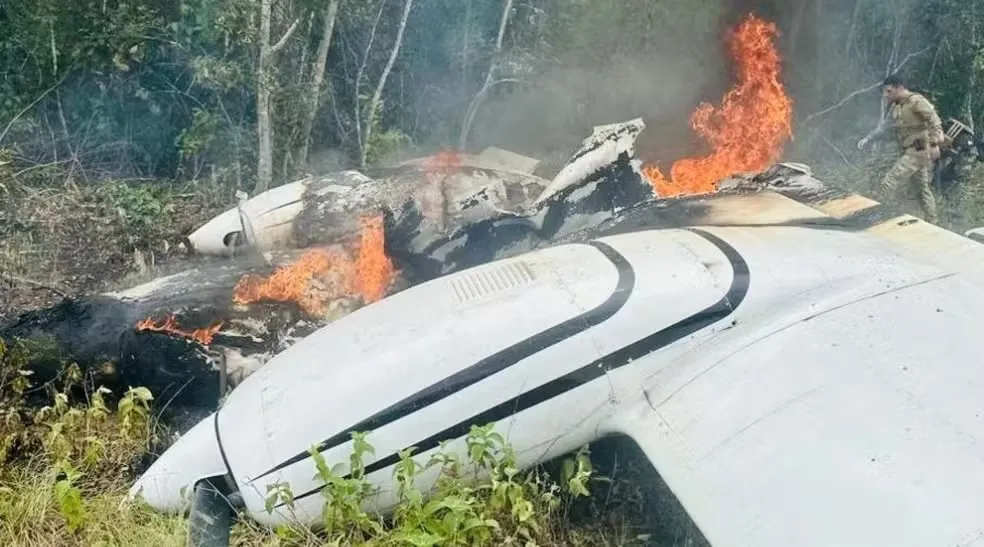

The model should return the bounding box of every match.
[0,177,232,321]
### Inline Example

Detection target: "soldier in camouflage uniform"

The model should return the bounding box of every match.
[858,74,944,223]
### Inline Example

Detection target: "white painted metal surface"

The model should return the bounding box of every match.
[610,236,984,546]
[965,225,984,243]
[133,191,984,545]
[187,180,310,255]
[132,414,229,512]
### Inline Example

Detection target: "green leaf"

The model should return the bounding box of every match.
[387,529,444,546]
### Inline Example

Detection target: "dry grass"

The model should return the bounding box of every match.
[0,464,188,547]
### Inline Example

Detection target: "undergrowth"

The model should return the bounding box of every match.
[0,152,234,319]
[0,338,635,546]
[0,337,177,546]
[811,155,984,232]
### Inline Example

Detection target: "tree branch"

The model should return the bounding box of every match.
[1,273,69,298]
[360,0,414,167]
[355,0,388,164]
[271,18,301,54]
[893,44,933,75]
[799,44,931,126]
[297,0,340,169]
[0,71,70,146]
[458,0,514,151]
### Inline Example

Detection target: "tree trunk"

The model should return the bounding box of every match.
[359,0,414,168]
[297,0,340,170]
[254,5,300,195]
[960,1,977,132]
[457,0,513,151]
[255,0,274,195]
[354,1,386,169]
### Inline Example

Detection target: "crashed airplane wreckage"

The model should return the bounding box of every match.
[0,120,652,423]
[6,116,984,430]
[131,146,984,547]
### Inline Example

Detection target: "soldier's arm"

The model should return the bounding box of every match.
[864,113,891,142]
[914,96,945,145]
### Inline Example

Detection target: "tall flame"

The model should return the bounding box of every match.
[353,215,396,303]
[232,247,339,315]
[643,14,793,197]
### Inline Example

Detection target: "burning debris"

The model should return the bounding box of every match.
[231,215,395,314]
[0,117,662,426]
[0,244,400,427]
[135,314,224,345]
[187,150,550,259]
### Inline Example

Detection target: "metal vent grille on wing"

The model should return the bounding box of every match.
[448,261,537,303]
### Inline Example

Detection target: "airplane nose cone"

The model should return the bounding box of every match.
[186,210,244,256]
[129,415,233,513]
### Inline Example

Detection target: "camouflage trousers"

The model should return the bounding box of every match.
[877,147,939,223]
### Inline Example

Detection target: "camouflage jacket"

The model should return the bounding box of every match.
[869,92,945,150]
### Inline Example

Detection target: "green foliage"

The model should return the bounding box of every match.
[53,460,87,532]
[0,337,156,472]
[93,181,176,246]
[366,128,414,166]
[560,445,593,499]
[0,335,172,540]
[177,108,221,159]
[259,422,592,546]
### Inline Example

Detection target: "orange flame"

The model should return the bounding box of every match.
[422,149,463,176]
[353,215,397,303]
[643,14,793,198]
[232,247,339,315]
[231,214,396,314]
[135,314,224,345]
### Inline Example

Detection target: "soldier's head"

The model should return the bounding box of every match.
[881,74,908,103]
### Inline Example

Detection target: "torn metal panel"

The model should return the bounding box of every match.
[298,163,549,244]
[390,120,654,282]
[535,117,647,206]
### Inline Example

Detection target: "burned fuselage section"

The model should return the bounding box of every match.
[188,153,551,257]
[384,118,655,281]
[0,118,694,423]
[187,119,655,279]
